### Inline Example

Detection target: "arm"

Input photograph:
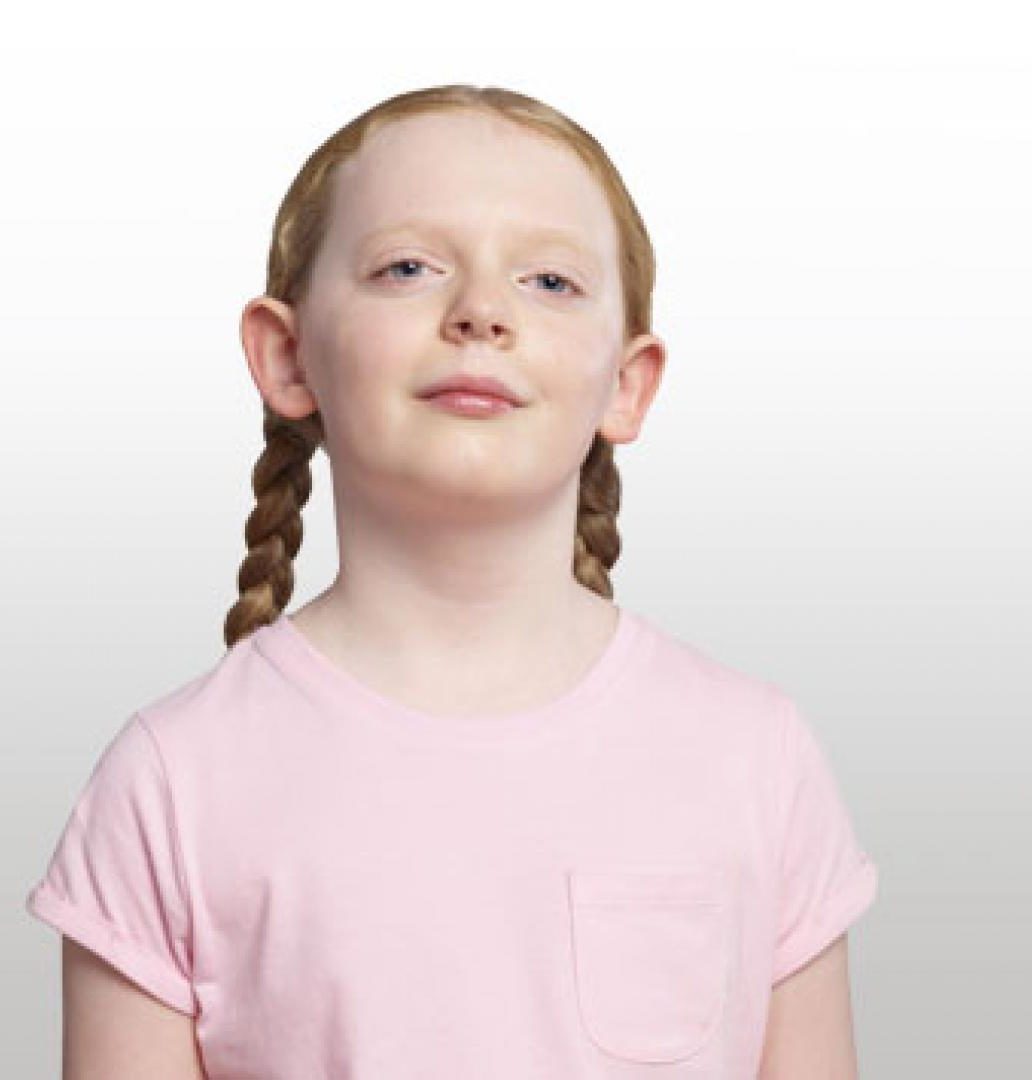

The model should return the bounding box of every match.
[757,932,860,1080]
[62,937,207,1080]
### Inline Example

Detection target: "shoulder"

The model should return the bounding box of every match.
[629,609,795,746]
[126,623,284,783]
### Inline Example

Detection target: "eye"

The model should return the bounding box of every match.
[531,270,581,296]
[372,257,431,283]
[370,258,582,296]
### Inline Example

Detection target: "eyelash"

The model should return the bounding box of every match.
[371,257,582,297]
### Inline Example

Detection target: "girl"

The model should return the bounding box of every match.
[27,84,878,1078]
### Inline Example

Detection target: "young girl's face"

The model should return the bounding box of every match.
[293,109,657,517]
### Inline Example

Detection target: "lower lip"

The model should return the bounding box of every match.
[422,391,516,416]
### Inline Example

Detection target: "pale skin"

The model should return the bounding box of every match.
[759,934,861,1079]
[62,109,860,1076]
[242,107,668,714]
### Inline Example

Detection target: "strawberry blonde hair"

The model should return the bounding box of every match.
[224,84,656,649]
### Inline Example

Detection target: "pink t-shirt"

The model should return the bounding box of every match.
[26,605,878,1077]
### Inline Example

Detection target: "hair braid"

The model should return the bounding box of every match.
[573,433,622,600]
[223,403,324,649]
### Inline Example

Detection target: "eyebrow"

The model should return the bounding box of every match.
[355,218,604,276]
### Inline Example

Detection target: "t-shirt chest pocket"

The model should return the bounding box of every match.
[567,867,730,1065]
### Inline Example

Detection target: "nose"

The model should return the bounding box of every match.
[443,288,514,347]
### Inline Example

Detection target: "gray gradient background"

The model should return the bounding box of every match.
[5,6,1030,1076]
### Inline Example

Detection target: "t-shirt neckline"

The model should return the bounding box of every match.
[251,603,647,748]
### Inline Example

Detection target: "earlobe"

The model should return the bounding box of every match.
[266,379,320,422]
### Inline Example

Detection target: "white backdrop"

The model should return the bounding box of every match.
[5,1,1030,1075]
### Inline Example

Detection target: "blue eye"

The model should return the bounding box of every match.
[374,258,428,281]
[372,258,581,295]
[532,271,579,295]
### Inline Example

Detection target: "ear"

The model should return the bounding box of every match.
[239,296,319,420]
[597,333,667,445]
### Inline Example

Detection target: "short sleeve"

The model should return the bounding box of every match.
[25,712,196,1015]
[771,698,878,985]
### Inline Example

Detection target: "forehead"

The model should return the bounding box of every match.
[328,110,619,261]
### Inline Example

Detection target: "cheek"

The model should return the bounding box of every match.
[348,297,424,352]
[316,302,426,399]
[540,324,619,408]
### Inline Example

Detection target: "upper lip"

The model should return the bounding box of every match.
[417,372,526,406]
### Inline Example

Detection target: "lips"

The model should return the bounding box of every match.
[417,372,526,407]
